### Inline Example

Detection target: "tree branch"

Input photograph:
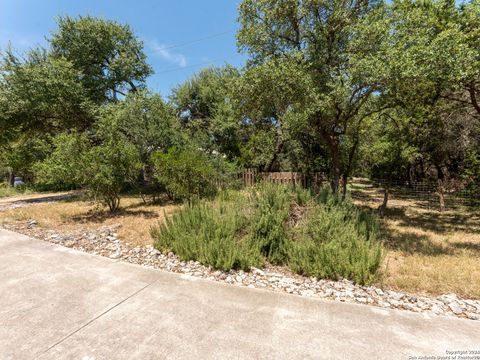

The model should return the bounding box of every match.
[468,85,480,116]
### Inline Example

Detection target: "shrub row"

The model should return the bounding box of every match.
[151,183,382,284]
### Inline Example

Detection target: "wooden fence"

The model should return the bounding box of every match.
[241,169,326,189]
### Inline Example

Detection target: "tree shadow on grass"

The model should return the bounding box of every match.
[380,226,452,256]
[121,197,181,211]
[383,206,480,235]
[451,241,480,254]
[69,208,160,224]
[3,193,78,205]
[378,204,480,256]
[350,188,384,203]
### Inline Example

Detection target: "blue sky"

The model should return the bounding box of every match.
[0,0,247,96]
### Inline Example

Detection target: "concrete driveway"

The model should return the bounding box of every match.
[0,229,479,360]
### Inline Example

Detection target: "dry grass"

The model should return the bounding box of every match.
[351,180,480,299]
[0,195,179,247]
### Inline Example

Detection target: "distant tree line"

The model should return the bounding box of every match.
[1,0,479,211]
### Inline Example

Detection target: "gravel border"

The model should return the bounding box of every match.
[2,220,479,321]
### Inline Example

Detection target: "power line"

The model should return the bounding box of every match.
[154,30,235,51]
[156,57,235,74]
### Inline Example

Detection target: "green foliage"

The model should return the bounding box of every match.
[0,48,95,135]
[0,181,30,198]
[98,92,181,160]
[359,112,419,181]
[49,15,152,103]
[2,1,480,220]
[233,55,317,171]
[0,136,51,184]
[462,149,480,188]
[151,147,219,205]
[354,0,467,108]
[97,91,183,198]
[0,15,150,184]
[151,199,261,271]
[246,182,295,263]
[151,184,382,284]
[82,139,141,211]
[238,129,273,170]
[349,0,480,186]
[289,189,382,284]
[234,55,315,118]
[35,132,141,212]
[237,0,384,189]
[170,66,241,159]
[34,133,90,187]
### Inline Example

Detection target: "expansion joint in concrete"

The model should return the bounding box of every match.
[39,278,159,356]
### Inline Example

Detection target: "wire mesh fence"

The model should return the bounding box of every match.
[240,170,480,211]
[353,178,480,211]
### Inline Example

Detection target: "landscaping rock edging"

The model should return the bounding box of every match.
[2,221,479,321]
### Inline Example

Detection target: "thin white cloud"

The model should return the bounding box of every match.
[149,40,187,68]
[0,32,44,52]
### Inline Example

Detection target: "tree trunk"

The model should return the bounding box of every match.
[107,195,120,213]
[8,170,15,187]
[317,122,341,194]
[468,84,480,117]
[378,187,389,218]
[406,165,412,187]
[265,118,284,172]
[435,165,446,212]
[437,179,445,212]
[341,136,359,199]
[341,174,348,199]
[329,139,341,194]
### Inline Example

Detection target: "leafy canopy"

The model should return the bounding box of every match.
[49,15,153,103]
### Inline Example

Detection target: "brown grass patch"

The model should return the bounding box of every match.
[352,180,480,299]
[0,195,179,247]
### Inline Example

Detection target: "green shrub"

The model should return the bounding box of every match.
[151,147,218,205]
[0,181,34,198]
[35,133,141,212]
[289,188,382,284]
[151,183,382,284]
[151,197,262,271]
[82,139,141,211]
[0,182,17,198]
[246,182,296,264]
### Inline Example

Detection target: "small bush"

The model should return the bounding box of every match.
[0,182,17,198]
[151,147,218,205]
[35,133,141,212]
[245,184,381,284]
[246,182,297,264]
[151,197,262,271]
[151,183,382,284]
[289,188,382,284]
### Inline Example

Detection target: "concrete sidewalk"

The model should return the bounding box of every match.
[0,229,479,360]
